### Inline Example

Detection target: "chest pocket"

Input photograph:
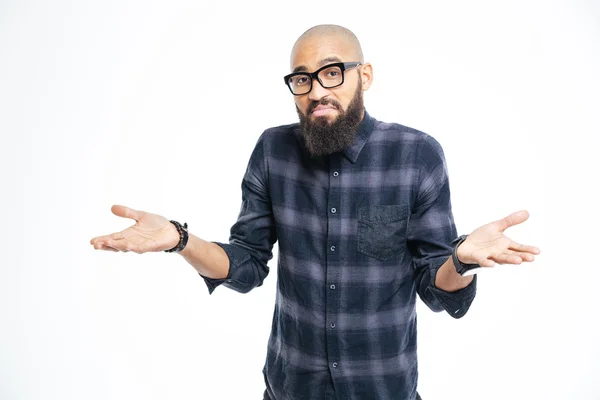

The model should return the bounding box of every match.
[357,204,409,261]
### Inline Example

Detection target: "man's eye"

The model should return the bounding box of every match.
[327,71,340,77]
[296,77,309,85]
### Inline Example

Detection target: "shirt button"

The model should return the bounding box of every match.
[330,246,336,252]
[333,171,339,177]
[330,323,336,328]
[330,284,336,290]
[331,207,337,214]
[332,362,338,368]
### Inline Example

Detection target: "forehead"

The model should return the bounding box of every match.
[290,35,354,72]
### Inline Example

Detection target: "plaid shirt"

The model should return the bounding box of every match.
[202,111,477,400]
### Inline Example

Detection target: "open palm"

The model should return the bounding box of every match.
[90,205,179,253]
[457,210,540,268]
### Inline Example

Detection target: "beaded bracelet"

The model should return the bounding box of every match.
[164,220,189,253]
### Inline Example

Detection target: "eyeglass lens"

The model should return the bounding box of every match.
[287,65,344,95]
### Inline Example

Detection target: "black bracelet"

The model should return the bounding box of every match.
[452,234,481,276]
[164,220,189,253]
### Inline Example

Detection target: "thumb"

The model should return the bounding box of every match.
[495,210,530,232]
[111,204,142,222]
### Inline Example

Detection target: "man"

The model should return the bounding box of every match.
[90,25,540,400]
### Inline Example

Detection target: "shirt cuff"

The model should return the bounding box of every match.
[198,241,250,294]
[428,274,477,318]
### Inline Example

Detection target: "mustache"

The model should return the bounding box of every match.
[307,98,342,115]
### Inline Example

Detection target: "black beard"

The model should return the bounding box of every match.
[296,83,364,157]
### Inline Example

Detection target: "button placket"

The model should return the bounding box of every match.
[326,154,342,384]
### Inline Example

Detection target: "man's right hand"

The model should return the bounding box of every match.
[90,205,180,254]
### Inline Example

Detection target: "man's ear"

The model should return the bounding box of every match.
[360,62,373,91]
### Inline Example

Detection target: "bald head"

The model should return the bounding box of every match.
[290,24,364,69]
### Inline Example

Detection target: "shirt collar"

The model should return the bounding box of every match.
[342,109,375,163]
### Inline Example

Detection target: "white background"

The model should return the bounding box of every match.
[1,0,598,399]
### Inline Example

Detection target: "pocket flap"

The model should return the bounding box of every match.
[358,204,409,224]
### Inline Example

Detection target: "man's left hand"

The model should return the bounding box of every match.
[457,210,540,268]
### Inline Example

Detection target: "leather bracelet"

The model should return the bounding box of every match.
[164,220,189,253]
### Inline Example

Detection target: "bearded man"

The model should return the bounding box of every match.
[91,24,540,400]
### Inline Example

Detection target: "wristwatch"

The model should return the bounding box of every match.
[452,234,481,276]
[164,220,189,253]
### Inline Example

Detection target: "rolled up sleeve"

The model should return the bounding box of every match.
[200,132,277,294]
[408,134,477,318]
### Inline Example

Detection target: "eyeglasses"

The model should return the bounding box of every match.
[283,62,362,95]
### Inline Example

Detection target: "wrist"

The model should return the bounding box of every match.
[456,242,471,264]
[179,234,197,258]
[435,257,474,291]
[164,220,189,253]
[452,235,480,276]
[165,223,180,250]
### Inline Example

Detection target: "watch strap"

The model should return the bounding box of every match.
[452,234,480,276]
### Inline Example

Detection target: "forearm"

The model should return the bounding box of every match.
[434,256,474,292]
[179,233,230,279]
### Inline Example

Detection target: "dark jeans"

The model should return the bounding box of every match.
[262,389,423,399]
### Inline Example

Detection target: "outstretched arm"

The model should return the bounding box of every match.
[90,205,230,279]
[90,132,276,294]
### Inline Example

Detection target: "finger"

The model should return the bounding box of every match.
[104,238,145,254]
[509,242,541,255]
[494,210,530,232]
[93,242,119,252]
[91,235,113,245]
[103,238,132,252]
[491,253,523,265]
[90,231,126,245]
[505,249,536,262]
[111,205,142,222]
[92,241,117,251]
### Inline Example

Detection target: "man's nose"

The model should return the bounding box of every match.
[307,79,330,102]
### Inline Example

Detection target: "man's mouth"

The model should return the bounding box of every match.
[310,105,338,117]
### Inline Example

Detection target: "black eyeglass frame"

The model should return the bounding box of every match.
[283,62,363,95]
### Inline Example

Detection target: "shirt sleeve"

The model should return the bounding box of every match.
[407,134,477,319]
[200,132,277,294]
